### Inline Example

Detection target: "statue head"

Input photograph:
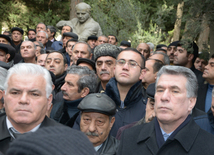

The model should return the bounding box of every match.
[75,2,91,24]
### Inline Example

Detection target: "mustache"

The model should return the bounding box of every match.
[85,132,99,137]
[100,71,109,75]
[62,91,69,96]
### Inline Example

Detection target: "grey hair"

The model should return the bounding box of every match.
[147,42,154,51]
[4,63,53,98]
[36,31,48,39]
[72,41,92,55]
[36,23,47,30]
[156,66,198,98]
[153,52,170,65]
[0,67,7,91]
[66,65,97,93]
[47,25,57,37]
[21,41,36,50]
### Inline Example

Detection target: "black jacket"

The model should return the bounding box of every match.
[0,113,62,154]
[98,136,119,155]
[117,117,214,155]
[54,71,67,95]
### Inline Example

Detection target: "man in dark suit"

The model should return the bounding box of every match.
[0,63,62,154]
[117,66,214,155]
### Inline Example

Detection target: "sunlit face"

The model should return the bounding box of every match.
[142,59,156,88]
[12,31,22,43]
[155,74,195,128]
[87,39,97,49]
[96,56,116,83]
[20,41,36,60]
[96,37,108,46]
[108,36,117,45]
[202,58,214,84]
[137,43,150,60]
[3,74,52,132]
[173,46,190,67]
[37,54,48,67]
[167,46,176,63]
[0,49,9,62]
[36,32,48,46]
[114,51,143,87]
[28,31,36,39]
[61,26,72,36]
[61,74,82,101]
[45,52,68,77]
[80,112,115,147]
[36,24,46,33]
[76,9,90,23]
[0,37,9,44]
[72,43,91,64]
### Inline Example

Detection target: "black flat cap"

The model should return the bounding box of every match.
[78,93,116,116]
[146,82,156,99]
[0,34,12,45]
[11,27,24,35]
[87,35,98,41]
[63,32,78,40]
[168,41,179,48]
[28,29,36,34]
[120,41,131,47]
[76,58,96,71]
[0,43,16,62]
[0,61,10,70]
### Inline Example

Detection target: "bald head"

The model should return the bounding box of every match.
[137,43,150,59]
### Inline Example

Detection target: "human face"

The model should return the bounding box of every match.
[76,9,90,23]
[96,36,108,46]
[0,49,9,62]
[61,26,72,36]
[173,46,189,67]
[72,43,91,64]
[62,36,72,48]
[108,36,117,45]
[45,52,67,77]
[66,41,76,58]
[12,31,22,43]
[87,39,97,49]
[145,98,155,123]
[203,58,214,84]
[142,59,156,88]
[37,54,48,67]
[137,43,150,60]
[61,74,82,101]
[3,74,52,132]
[28,31,36,39]
[114,51,143,87]
[155,74,195,131]
[36,23,46,33]
[211,96,214,116]
[34,41,42,56]
[0,37,9,44]
[36,32,48,46]
[20,41,36,60]
[46,29,53,40]
[80,112,115,147]
[96,56,116,83]
[150,54,164,64]
[194,57,202,71]
[167,46,176,63]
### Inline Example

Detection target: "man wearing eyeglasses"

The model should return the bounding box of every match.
[105,48,147,137]
[19,41,36,64]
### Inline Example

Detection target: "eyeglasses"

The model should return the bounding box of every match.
[20,45,33,49]
[116,59,143,69]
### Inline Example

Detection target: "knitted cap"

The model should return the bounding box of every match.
[6,126,98,155]
[94,43,121,61]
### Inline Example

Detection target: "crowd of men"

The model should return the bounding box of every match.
[0,3,214,154]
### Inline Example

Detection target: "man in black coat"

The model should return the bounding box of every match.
[0,63,62,154]
[117,66,214,155]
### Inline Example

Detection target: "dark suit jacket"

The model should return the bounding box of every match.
[46,40,53,48]
[195,83,208,111]
[117,118,214,155]
[0,113,62,154]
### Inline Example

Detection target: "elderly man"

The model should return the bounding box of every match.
[117,66,214,155]
[50,66,97,126]
[136,43,150,60]
[0,63,62,154]
[94,43,121,92]
[36,23,47,33]
[11,27,23,53]
[45,51,68,94]
[0,44,15,63]
[36,53,48,67]
[19,41,36,64]
[78,93,119,154]
[87,35,97,49]
[96,36,108,46]
[47,26,57,42]
[56,2,102,42]
[71,42,92,64]
[36,31,52,49]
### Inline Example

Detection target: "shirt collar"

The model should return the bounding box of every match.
[94,143,103,151]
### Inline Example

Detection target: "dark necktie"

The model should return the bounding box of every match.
[9,128,27,139]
